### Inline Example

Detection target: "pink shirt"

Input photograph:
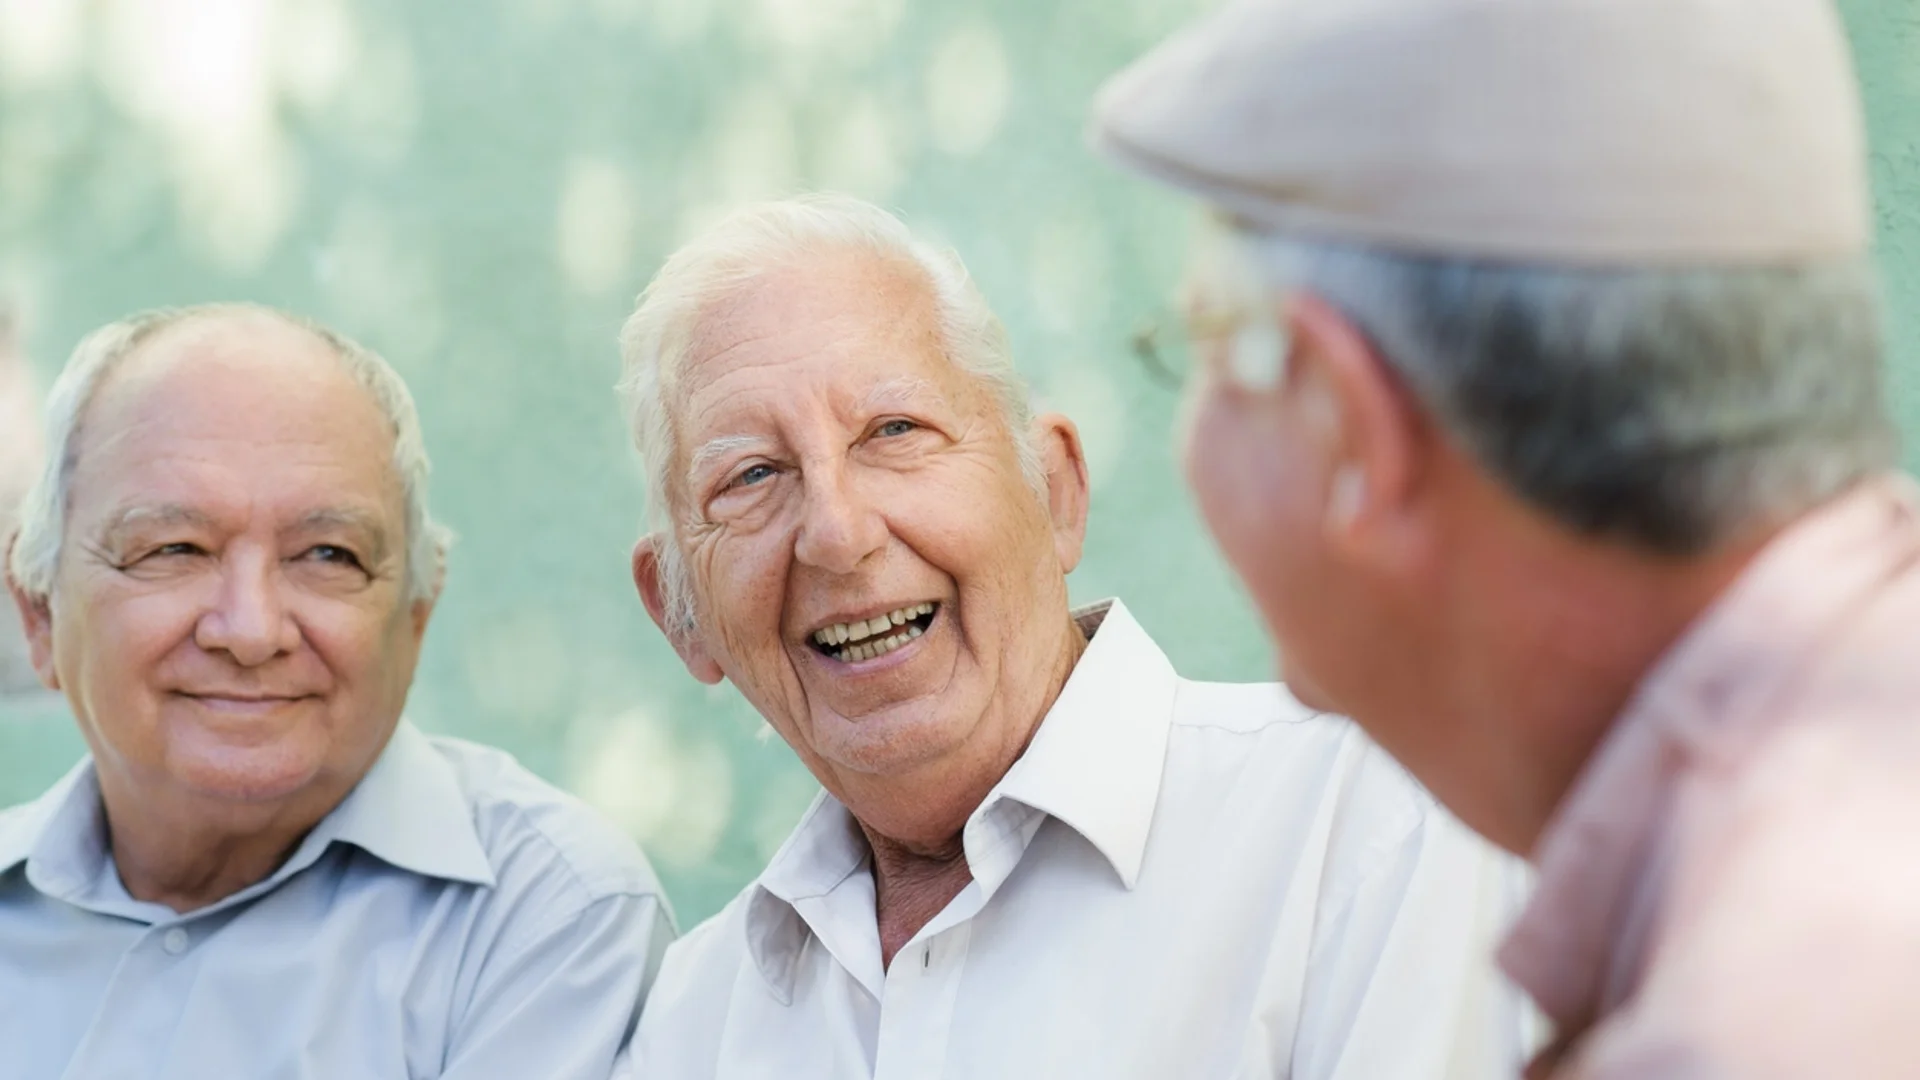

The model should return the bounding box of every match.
[1499,475,1920,1079]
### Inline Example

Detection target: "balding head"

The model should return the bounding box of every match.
[7,304,449,605]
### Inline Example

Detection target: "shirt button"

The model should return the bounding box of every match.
[162,928,190,955]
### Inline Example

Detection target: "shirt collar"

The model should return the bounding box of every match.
[744,598,1178,998]
[0,757,108,895]
[978,599,1176,891]
[1498,474,1920,1033]
[310,721,496,888]
[746,792,872,1003]
[0,720,495,907]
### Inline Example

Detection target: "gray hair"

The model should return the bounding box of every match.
[618,194,1042,631]
[1234,233,1897,554]
[7,303,452,604]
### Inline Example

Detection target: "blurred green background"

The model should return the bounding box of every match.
[2,0,1916,926]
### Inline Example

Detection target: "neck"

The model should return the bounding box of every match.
[851,608,1088,966]
[861,822,971,968]
[1437,521,1773,855]
[94,771,346,914]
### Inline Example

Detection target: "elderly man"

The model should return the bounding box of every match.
[1,304,672,1079]
[1092,0,1919,1076]
[617,194,1526,1079]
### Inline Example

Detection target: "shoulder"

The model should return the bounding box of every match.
[0,762,87,884]
[1599,746,1920,1076]
[1167,679,1434,822]
[0,798,33,849]
[426,735,668,917]
[632,891,754,1059]
[654,892,752,993]
[1158,678,1461,887]
[0,800,33,884]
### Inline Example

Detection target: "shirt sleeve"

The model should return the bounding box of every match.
[1290,795,1537,1080]
[439,892,675,1080]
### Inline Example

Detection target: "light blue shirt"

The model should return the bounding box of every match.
[0,722,674,1080]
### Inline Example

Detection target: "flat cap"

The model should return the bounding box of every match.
[1090,0,1872,265]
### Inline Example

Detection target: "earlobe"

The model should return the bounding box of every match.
[409,599,435,644]
[1033,414,1091,573]
[1328,466,1366,532]
[631,535,725,686]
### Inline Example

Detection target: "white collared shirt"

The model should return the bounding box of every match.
[628,600,1531,1079]
[0,722,674,1080]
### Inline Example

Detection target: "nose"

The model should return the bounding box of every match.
[194,550,301,667]
[792,465,888,575]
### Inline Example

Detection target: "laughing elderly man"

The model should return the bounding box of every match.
[616,195,1527,1079]
[1,304,671,1079]
[1092,0,1920,1076]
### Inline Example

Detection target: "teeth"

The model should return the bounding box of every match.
[812,602,937,650]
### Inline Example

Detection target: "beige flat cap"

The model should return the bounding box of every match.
[1090,0,1872,265]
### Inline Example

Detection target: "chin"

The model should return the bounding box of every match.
[1279,675,1338,713]
[813,705,976,780]
[163,736,335,805]
[1272,651,1337,713]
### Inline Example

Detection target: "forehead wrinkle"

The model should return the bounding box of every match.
[292,506,385,531]
[860,375,942,415]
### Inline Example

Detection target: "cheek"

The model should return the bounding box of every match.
[56,588,197,686]
[299,602,421,700]
[1181,386,1286,569]
[691,531,792,664]
[883,461,1041,591]
[1181,388,1333,653]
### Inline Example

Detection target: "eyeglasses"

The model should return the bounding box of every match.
[1128,305,1259,389]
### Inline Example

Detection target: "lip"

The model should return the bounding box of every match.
[799,602,943,677]
[174,693,314,713]
[804,626,929,676]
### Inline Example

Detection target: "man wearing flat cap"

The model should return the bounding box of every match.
[1093,0,1919,1076]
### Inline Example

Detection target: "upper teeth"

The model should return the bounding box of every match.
[813,602,934,647]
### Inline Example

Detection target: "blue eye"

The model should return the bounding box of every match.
[875,419,917,438]
[733,463,777,488]
[152,542,204,558]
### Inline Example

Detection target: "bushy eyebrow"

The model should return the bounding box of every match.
[683,376,947,482]
[94,503,216,545]
[289,507,393,562]
[92,503,392,561]
[688,434,768,479]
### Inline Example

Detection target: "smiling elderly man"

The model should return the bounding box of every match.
[1091,0,1920,1076]
[616,195,1527,1079]
[0,304,671,1079]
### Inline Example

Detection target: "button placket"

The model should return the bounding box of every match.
[872,921,972,1079]
[59,924,199,1079]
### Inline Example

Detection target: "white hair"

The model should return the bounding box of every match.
[618,193,1042,631]
[7,303,452,604]
[1229,230,1897,553]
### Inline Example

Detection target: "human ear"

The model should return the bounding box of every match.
[632,535,724,685]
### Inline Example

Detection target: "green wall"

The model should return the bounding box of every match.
[1,0,1914,925]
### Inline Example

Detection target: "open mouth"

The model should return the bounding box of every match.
[809,602,939,664]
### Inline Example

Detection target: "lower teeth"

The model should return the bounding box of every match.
[836,623,924,663]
